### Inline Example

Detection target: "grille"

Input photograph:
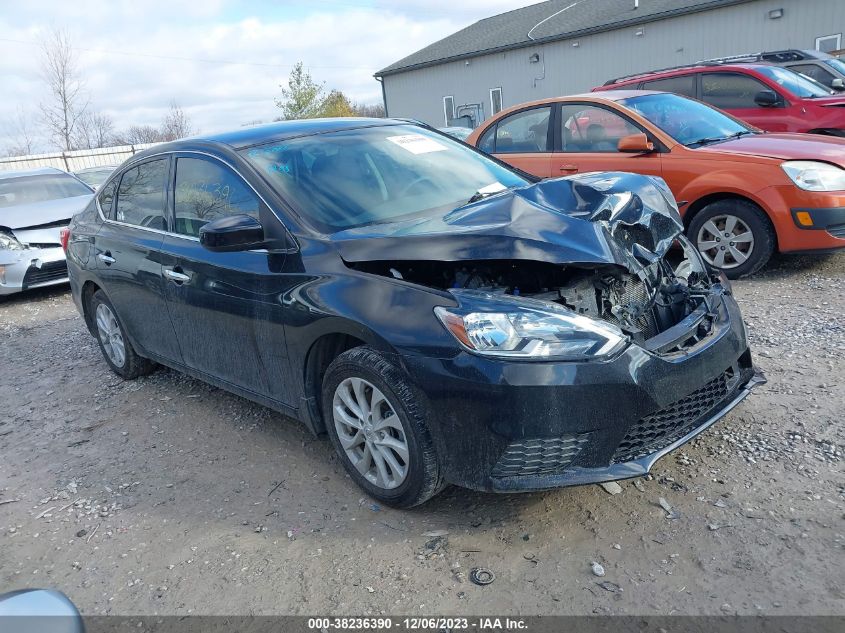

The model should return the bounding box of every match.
[491,435,588,478]
[612,370,733,464]
[22,261,68,288]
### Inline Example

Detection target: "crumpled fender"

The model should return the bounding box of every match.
[331,172,684,274]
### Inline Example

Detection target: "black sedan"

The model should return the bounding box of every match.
[64,118,763,507]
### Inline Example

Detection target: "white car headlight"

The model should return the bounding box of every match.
[782,160,845,192]
[0,232,24,251]
[434,290,627,361]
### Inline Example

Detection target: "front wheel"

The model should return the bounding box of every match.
[322,346,445,508]
[688,199,775,279]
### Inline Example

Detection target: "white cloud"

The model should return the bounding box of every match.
[0,0,539,153]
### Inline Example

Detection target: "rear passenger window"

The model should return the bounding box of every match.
[641,75,696,97]
[115,159,168,230]
[493,106,552,153]
[173,157,260,237]
[701,73,770,108]
[97,179,117,219]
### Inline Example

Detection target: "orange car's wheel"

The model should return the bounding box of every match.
[688,199,775,279]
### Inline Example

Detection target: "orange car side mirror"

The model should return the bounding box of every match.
[618,133,655,153]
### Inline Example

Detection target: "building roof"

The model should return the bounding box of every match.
[376,0,754,77]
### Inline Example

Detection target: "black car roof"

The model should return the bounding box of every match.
[127,118,412,164]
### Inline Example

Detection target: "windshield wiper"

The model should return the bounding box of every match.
[687,130,754,147]
[463,182,509,206]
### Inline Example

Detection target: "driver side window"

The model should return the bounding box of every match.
[560,105,641,153]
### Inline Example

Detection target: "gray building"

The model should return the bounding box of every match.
[375,0,845,128]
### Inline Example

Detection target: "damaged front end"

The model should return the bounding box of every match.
[343,172,729,357]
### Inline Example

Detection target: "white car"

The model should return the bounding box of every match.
[0,167,93,296]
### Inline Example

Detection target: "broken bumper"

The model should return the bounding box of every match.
[402,293,763,492]
[0,246,69,296]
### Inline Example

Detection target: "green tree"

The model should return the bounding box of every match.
[275,62,326,120]
[320,90,355,118]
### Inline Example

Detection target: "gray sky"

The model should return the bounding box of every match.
[0,0,540,153]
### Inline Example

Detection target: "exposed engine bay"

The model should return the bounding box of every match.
[349,235,722,351]
[337,172,729,353]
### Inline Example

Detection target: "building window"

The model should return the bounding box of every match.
[816,33,842,53]
[443,96,455,125]
[490,88,503,115]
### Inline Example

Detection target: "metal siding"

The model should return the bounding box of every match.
[383,0,845,126]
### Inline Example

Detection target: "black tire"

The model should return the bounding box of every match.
[687,199,776,279]
[321,346,445,508]
[89,290,156,379]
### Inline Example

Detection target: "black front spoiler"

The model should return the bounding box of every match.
[489,368,766,492]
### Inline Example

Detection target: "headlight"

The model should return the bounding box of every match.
[0,232,24,251]
[434,290,627,361]
[782,161,845,192]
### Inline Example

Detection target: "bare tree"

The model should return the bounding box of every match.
[39,28,88,151]
[160,101,195,141]
[3,107,38,157]
[73,111,115,149]
[352,102,386,118]
[113,125,163,145]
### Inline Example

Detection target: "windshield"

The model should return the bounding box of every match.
[621,92,753,146]
[755,65,831,97]
[240,124,527,233]
[0,173,92,209]
[826,58,845,76]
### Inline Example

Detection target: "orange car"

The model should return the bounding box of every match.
[466,90,845,277]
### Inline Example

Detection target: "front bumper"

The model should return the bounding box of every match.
[402,293,763,492]
[0,246,69,296]
[756,186,845,253]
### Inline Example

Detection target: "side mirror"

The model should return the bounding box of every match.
[0,589,83,633]
[199,214,265,252]
[617,133,655,153]
[831,78,845,90]
[754,90,780,107]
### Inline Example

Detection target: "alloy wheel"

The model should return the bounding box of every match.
[695,214,754,270]
[332,377,409,490]
[95,303,126,368]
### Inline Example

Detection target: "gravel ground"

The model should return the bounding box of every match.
[1,253,843,616]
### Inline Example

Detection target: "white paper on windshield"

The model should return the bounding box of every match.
[386,134,449,154]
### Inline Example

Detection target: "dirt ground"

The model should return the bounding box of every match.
[1,253,843,617]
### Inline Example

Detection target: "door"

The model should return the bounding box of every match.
[482,105,553,178]
[552,103,663,178]
[159,154,296,405]
[93,157,182,363]
[699,71,790,131]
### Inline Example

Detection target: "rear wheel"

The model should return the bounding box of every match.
[89,290,156,379]
[688,199,775,278]
[322,346,445,508]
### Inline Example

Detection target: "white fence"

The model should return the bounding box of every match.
[0,143,161,173]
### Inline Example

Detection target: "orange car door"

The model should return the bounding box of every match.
[483,105,553,178]
[553,103,662,179]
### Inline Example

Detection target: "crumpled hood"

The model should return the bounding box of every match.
[699,133,845,167]
[331,172,683,274]
[0,194,92,230]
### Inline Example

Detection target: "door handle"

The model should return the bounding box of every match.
[164,268,191,284]
[97,252,116,265]
[558,164,579,173]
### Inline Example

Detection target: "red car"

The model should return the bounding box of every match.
[594,63,845,136]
